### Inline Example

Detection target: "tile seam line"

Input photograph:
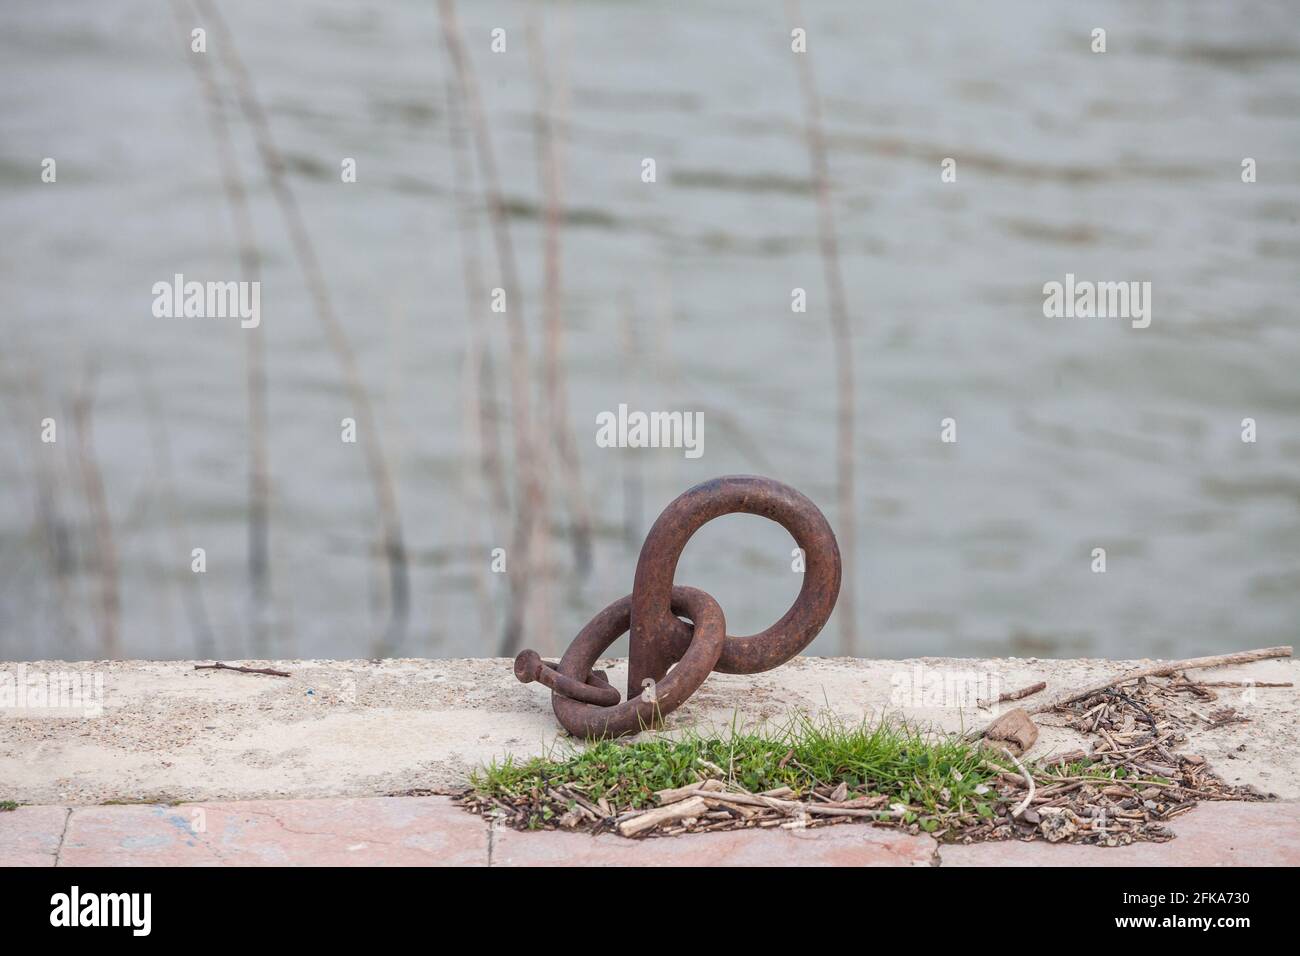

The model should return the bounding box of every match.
[53,806,72,868]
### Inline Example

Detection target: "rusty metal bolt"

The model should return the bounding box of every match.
[513,649,621,707]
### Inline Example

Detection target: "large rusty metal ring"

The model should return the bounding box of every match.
[551,586,725,739]
[629,475,841,691]
[515,475,840,738]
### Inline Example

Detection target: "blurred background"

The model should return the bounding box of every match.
[1,0,1297,664]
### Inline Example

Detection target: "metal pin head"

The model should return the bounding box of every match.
[514,649,543,684]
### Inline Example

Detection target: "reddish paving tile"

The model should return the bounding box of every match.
[14,797,1293,867]
[59,796,488,866]
[938,801,1300,867]
[0,806,68,866]
[492,821,938,866]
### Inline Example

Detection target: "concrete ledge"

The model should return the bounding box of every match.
[2,656,1296,806]
[3,797,1297,867]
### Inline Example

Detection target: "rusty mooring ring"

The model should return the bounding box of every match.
[515,475,840,738]
[629,475,841,689]
[552,586,725,739]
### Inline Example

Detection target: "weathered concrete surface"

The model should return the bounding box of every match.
[1,656,1296,806]
[3,797,1296,867]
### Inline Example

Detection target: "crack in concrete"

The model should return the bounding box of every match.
[53,806,72,867]
[238,806,414,852]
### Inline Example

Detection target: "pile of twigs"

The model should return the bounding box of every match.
[961,674,1270,847]
[461,774,909,838]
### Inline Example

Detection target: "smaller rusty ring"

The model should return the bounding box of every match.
[629,475,841,691]
[549,585,725,739]
[513,650,620,707]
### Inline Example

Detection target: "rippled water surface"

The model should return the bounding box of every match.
[1,1,1298,662]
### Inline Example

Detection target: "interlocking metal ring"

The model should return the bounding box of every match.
[515,475,841,738]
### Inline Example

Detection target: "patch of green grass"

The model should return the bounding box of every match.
[0,801,19,812]
[472,713,1007,830]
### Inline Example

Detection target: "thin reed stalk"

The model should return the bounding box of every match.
[457,336,498,640]
[442,78,510,533]
[2,362,79,654]
[786,0,857,655]
[527,3,593,579]
[445,77,509,519]
[71,367,120,660]
[439,0,543,656]
[650,266,676,517]
[445,76,505,641]
[197,0,409,656]
[620,292,643,549]
[174,0,271,656]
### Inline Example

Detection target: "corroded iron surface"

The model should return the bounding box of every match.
[514,475,841,738]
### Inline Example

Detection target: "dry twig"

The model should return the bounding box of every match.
[1003,748,1035,819]
[194,662,291,678]
[978,681,1046,708]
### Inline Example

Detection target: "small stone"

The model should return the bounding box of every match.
[1040,810,1079,843]
[1020,808,1040,825]
[1183,754,1205,766]
[558,809,584,829]
[984,708,1039,753]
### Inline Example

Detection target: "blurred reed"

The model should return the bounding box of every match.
[528,1,594,582]
[439,0,545,657]
[71,365,120,660]
[446,71,507,642]
[172,0,272,657]
[197,0,410,657]
[786,0,858,655]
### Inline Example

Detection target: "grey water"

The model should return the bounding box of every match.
[1,0,1298,663]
